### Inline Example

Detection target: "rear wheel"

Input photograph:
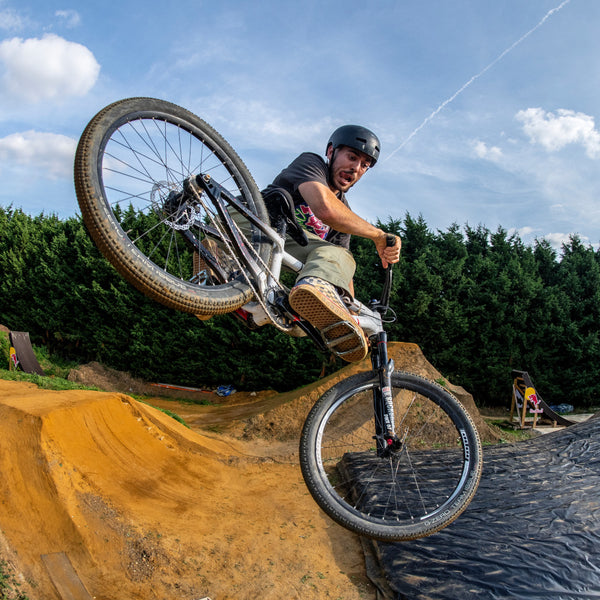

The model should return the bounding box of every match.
[74,97,270,316]
[299,371,483,541]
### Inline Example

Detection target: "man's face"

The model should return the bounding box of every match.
[327,145,372,193]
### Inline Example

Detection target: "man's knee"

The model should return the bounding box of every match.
[310,244,355,271]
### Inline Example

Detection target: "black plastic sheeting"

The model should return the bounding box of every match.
[366,414,600,599]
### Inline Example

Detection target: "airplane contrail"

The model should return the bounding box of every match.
[384,0,572,162]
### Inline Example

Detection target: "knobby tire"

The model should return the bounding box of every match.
[74,97,270,316]
[299,371,483,541]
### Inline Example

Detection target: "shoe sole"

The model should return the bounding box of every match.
[289,284,368,362]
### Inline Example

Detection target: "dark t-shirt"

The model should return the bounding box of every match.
[267,152,351,249]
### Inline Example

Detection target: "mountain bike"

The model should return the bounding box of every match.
[74,97,483,541]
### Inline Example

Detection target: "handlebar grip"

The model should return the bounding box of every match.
[378,235,396,313]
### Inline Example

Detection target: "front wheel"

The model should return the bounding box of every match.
[299,371,483,541]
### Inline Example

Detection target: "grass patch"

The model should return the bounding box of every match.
[0,560,29,600]
[142,394,214,407]
[484,418,536,444]
[139,401,190,428]
[28,345,79,379]
[0,368,100,391]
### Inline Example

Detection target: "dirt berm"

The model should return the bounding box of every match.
[0,342,498,599]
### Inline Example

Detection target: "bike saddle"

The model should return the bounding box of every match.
[261,186,309,247]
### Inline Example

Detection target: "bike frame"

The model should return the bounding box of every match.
[191,172,398,456]
[188,174,301,296]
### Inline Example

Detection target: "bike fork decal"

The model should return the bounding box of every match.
[382,385,395,432]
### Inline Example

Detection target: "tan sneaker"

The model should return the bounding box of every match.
[289,276,368,362]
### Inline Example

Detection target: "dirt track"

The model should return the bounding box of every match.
[0,342,497,599]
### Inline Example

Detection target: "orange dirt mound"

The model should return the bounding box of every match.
[0,380,373,600]
[145,342,498,446]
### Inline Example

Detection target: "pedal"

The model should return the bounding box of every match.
[321,321,364,355]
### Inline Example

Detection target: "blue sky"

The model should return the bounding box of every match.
[1,0,599,251]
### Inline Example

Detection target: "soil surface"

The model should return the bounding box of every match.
[0,342,498,599]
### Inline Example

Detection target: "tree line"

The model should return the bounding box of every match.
[1,206,598,408]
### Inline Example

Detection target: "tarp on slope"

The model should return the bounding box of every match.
[369,415,600,600]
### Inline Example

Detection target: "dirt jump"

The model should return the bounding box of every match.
[0,342,500,600]
[0,380,376,600]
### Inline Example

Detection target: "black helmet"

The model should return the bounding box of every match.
[327,125,381,166]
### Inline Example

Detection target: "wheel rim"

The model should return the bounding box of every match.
[314,381,476,531]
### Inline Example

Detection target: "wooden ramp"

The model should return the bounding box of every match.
[9,330,44,376]
[510,369,575,428]
[41,553,93,600]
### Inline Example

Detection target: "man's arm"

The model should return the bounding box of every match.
[298,180,401,267]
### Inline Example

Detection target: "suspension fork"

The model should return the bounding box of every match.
[370,331,398,457]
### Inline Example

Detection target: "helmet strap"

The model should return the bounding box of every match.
[326,147,342,194]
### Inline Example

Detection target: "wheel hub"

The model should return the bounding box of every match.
[151,182,201,231]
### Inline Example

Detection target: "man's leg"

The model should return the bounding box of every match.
[284,232,356,293]
[285,233,368,363]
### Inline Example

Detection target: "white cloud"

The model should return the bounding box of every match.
[542,231,582,249]
[0,131,76,178]
[511,226,536,238]
[507,228,592,251]
[0,34,100,104]
[0,7,23,31]
[55,9,81,28]
[516,108,600,159]
[473,140,503,162]
[196,96,335,152]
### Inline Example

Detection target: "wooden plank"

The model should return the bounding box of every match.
[41,553,93,600]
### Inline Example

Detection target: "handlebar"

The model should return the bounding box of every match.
[375,234,396,315]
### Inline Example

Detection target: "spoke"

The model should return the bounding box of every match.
[150,118,192,183]
[134,119,176,180]
[403,446,428,515]
[114,125,168,184]
[96,111,259,289]
[103,166,156,194]
[104,184,152,207]
[145,224,177,272]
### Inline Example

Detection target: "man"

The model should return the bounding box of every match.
[264,125,401,363]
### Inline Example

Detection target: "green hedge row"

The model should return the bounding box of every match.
[1,206,599,407]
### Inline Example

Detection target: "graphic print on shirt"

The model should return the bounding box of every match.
[295,203,330,239]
